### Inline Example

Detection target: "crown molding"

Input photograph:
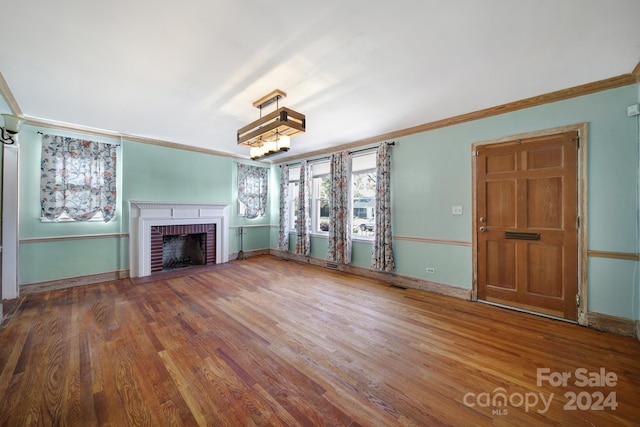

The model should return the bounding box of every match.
[275,72,638,164]
[632,59,640,83]
[23,116,247,160]
[121,133,245,160]
[0,72,23,117]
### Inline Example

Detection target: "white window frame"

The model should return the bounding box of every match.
[312,174,330,235]
[287,163,301,233]
[310,161,330,236]
[285,152,377,240]
[288,180,299,231]
[351,152,377,240]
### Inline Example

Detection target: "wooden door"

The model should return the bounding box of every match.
[476,131,578,320]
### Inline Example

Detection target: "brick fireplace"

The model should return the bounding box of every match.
[129,201,230,278]
[151,223,216,272]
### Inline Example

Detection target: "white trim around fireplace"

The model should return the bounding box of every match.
[129,201,230,278]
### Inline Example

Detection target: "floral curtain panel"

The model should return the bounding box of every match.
[370,142,396,271]
[295,161,311,255]
[327,151,353,264]
[278,164,290,251]
[237,164,268,219]
[40,134,117,222]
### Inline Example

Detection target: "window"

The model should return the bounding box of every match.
[351,152,377,238]
[286,163,330,234]
[40,134,118,222]
[314,176,330,232]
[286,165,301,231]
[311,161,331,233]
[289,181,299,230]
[237,164,268,219]
[286,151,378,239]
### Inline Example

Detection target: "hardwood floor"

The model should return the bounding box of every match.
[1,255,639,426]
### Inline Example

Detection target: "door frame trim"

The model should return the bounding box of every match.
[471,123,588,325]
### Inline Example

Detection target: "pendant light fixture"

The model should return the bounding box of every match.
[237,90,305,160]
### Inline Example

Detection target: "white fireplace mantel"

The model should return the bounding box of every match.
[129,201,230,277]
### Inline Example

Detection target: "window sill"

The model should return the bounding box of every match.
[40,216,112,223]
[291,231,374,243]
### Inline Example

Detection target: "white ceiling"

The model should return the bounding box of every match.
[1,0,639,159]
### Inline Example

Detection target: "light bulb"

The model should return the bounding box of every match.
[277,135,291,151]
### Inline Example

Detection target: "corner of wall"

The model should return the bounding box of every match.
[636,81,640,342]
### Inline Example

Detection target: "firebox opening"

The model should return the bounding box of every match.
[162,233,206,271]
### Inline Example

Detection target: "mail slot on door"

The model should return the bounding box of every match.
[504,232,541,240]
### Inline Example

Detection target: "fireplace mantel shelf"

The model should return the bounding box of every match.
[129,201,229,211]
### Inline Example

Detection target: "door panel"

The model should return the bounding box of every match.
[527,243,563,297]
[526,146,563,170]
[486,181,516,227]
[477,131,578,320]
[527,177,562,228]
[487,153,517,173]
[486,241,516,289]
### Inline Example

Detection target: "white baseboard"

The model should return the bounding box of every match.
[20,270,130,295]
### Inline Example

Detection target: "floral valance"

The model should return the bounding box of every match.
[237,163,269,219]
[40,134,118,222]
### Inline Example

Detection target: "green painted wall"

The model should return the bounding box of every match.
[273,84,640,320]
[121,141,233,229]
[17,128,273,284]
[20,237,128,285]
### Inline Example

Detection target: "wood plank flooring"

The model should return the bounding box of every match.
[1,255,639,426]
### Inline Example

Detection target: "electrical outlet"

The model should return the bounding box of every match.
[628,104,640,117]
[426,267,435,274]
[452,205,463,215]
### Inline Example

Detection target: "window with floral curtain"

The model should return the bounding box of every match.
[237,163,268,219]
[370,142,396,271]
[278,164,290,251]
[296,160,311,255]
[327,151,352,264]
[40,134,117,222]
